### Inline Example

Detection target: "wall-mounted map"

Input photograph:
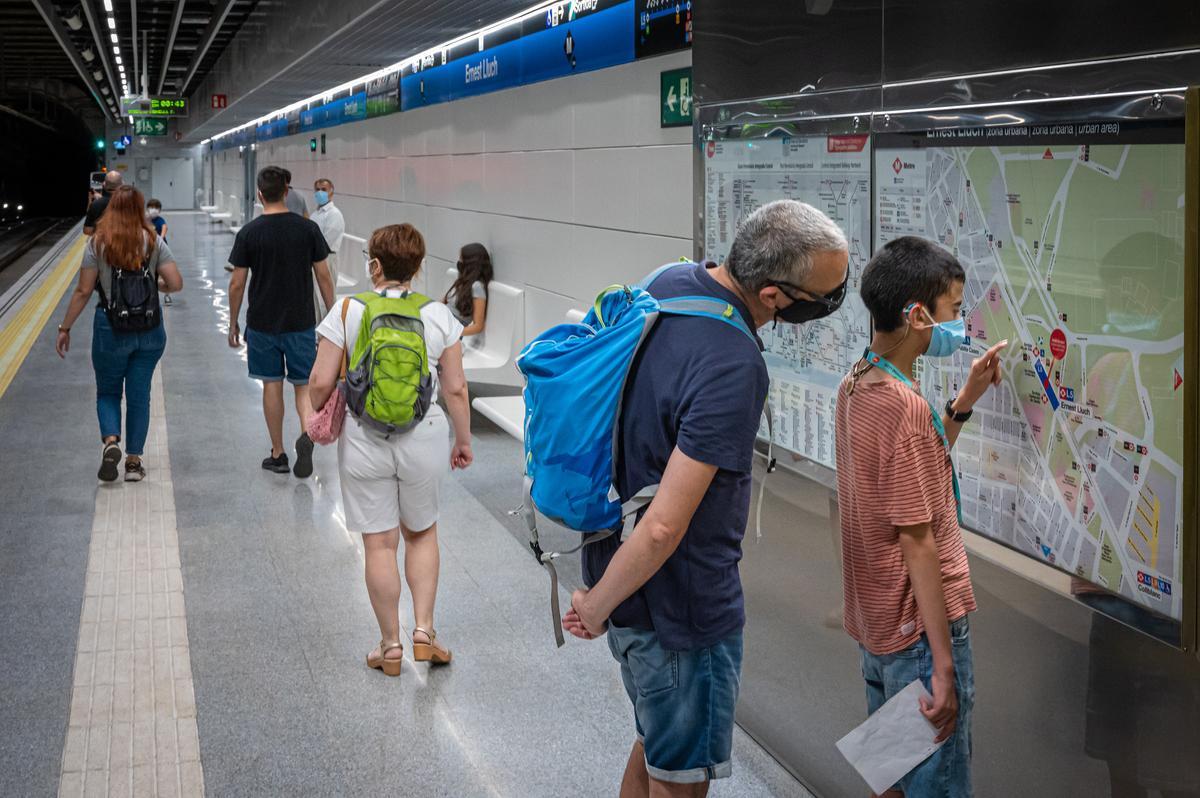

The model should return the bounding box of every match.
[875,122,1186,620]
[703,134,872,469]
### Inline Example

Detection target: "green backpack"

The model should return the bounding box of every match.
[343,290,434,437]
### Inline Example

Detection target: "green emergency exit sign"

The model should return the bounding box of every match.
[134,118,167,136]
[660,67,693,128]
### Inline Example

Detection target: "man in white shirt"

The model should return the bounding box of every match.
[311,178,346,316]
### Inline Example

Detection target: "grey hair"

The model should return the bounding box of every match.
[726,199,847,291]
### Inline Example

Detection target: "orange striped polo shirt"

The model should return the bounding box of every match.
[834,373,976,655]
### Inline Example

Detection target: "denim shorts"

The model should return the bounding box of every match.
[606,624,742,784]
[246,327,316,384]
[860,615,975,797]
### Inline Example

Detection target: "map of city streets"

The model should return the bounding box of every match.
[876,121,1186,620]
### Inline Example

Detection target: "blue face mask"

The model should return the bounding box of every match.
[314,190,330,206]
[907,303,966,358]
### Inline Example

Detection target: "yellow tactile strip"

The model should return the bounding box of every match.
[58,372,204,798]
[0,234,87,401]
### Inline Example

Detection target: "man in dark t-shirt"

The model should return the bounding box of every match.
[83,171,122,235]
[227,165,334,479]
[563,200,849,793]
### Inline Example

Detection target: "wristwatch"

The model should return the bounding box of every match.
[945,397,972,423]
[58,325,70,333]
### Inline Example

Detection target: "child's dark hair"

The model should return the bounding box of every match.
[861,236,966,332]
[146,198,162,209]
[445,243,493,322]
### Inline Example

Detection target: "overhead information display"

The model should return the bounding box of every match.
[875,121,1186,620]
[704,134,872,469]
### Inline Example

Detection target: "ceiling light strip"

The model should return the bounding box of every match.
[207,0,565,142]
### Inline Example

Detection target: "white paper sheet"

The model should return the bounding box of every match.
[835,679,947,794]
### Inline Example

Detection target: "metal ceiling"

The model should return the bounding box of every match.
[182,0,538,141]
[0,0,260,124]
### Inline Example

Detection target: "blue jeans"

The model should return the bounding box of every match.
[607,624,743,784]
[91,307,166,456]
[860,615,975,797]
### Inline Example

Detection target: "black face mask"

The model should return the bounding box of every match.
[772,274,848,326]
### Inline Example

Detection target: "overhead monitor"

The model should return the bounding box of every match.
[120,96,188,117]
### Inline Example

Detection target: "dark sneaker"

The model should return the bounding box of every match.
[261,452,290,473]
[223,264,234,273]
[163,294,173,306]
[293,433,314,479]
[98,443,122,482]
[124,460,146,482]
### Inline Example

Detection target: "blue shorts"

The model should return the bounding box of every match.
[860,615,975,797]
[607,624,742,784]
[246,327,316,385]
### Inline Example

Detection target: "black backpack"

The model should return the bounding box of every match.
[98,253,161,333]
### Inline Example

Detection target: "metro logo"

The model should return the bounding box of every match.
[892,157,916,174]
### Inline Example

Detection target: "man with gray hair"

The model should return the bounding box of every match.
[83,171,123,235]
[562,199,848,795]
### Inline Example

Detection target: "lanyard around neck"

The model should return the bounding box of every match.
[863,349,963,525]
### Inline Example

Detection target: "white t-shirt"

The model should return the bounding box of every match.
[445,280,487,325]
[316,289,463,403]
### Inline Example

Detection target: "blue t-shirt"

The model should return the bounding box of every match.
[582,263,769,651]
[151,216,166,241]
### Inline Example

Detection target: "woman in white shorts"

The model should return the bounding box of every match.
[308,223,473,676]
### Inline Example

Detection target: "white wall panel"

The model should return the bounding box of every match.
[212,51,692,357]
[523,284,586,343]
[574,148,640,232]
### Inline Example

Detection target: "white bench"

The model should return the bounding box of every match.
[208,190,232,223]
[225,195,243,232]
[453,270,526,389]
[471,309,585,441]
[335,234,368,295]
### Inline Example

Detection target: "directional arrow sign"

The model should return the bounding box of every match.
[134,118,167,136]
[667,85,678,112]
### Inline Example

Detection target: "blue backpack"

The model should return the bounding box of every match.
[516,262,772,645]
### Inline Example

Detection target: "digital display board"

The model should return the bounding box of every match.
[874,119,1186,620]
[366,71,401,118]
[120,96,188,117]
[636,0,693,58]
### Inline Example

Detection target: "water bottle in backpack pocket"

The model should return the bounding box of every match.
[100,260,161,334]
[343,290,435,438]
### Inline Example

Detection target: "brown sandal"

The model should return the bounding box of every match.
[412,627,451,665]
[366,640,404,677]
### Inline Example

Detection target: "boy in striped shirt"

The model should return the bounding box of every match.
[835,236,1006,797]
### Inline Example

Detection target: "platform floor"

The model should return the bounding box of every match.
[0,214,812,797]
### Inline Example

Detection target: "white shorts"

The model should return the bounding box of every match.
[337,405,449,534]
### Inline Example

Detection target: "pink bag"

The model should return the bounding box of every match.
[307,298,350,445]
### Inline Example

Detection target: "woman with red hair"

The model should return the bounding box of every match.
[56,185,182,482]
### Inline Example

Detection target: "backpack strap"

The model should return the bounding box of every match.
[657,295,756,342]
[338,297,351,380]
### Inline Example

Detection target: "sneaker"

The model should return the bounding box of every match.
[124,460,146,482]
[223,264,234,273]
[261,452,290,473]
[163,294,173,306]
[98,442,122,482]
[293,433,314,479]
